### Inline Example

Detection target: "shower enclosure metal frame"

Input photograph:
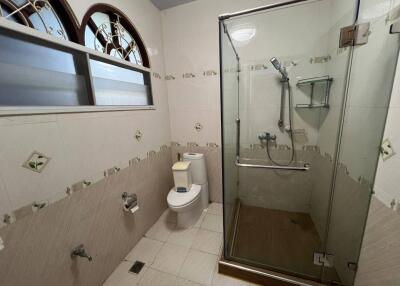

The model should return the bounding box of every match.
[218,0,398,284]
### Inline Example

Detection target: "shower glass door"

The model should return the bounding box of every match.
[220,0,400,284]
[323,0,400,284]
[221,0,359,281]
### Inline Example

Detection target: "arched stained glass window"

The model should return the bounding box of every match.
[0,0,79,41]
[81,5,150,68]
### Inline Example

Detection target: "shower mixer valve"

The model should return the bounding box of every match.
[258,132,277,142]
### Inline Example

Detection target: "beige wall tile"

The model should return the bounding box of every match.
[355,197,400,286]
[0,149,173,286]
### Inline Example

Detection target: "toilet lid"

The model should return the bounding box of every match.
[167,184,201,208]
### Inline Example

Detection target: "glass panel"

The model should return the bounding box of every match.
[28,5,69,40]
[0,31,90,106]
[1,1,68,41]
[221,0,358,282]
[10,0,28,6]
[85,27,103,51]
[90,59,152,106]
[220,22,240,258]
[2,7,20,23]
[324,0,400,284]
[91,12,112,35]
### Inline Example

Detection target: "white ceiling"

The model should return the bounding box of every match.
[150,0,197,10]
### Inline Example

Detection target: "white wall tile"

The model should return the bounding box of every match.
[0,0,171,218]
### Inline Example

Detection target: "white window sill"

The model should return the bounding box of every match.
[0,105,156,117]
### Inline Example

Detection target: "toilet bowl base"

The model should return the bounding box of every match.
[175,201,203,229]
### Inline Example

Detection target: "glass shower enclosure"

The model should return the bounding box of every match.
[219,0,400,285]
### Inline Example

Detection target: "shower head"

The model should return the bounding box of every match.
[270,57,288,79]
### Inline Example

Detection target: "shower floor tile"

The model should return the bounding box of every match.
[103,204,259,286]
[231,204,340,282]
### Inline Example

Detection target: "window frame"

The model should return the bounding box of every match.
[80,4,150,68]
[0,17,155,116]
[0,0,80,42]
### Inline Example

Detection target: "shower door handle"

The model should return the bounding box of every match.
[235,158,310,171]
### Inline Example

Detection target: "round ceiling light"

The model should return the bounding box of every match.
[231,26,256,42]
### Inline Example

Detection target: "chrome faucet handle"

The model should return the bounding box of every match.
[71,244,93,261]
[258,132,268,141]
[258,132,277,142]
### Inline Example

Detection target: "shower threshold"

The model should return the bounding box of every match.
[220,201,341,286]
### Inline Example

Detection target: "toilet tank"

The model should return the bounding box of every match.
[183,153,207,184]
[172,161,192,191]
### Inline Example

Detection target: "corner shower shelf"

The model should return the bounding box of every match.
[296,76,333,109]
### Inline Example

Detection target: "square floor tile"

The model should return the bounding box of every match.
[176,278,205,286]
[192,229,222,255]
[159,209,177,223]
[138,268,177,286]
[207,203,223,216]
[200,214,223,233]
[194,210,207,228]
[103,261,147,286]
[167,226,199,248]
[125,237,164,265]
[145,220,176,242]
[179,249,218,286]
[152,243,189,275]
[212,270,250,286]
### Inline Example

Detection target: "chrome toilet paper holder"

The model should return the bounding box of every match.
[122,192,139,213]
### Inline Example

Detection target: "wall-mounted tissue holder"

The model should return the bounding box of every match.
[122,192,139,214]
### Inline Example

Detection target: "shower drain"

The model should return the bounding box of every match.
[129,261,145,274]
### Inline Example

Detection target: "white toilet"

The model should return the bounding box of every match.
[167,153,209,228]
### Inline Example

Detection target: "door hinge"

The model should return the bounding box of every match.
[348,262,358,271]
[313,252,334,267]
[339,23,370,48]
[390,21,400,34]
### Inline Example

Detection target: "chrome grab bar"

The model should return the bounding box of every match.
[235,157,310,172]
[234,117,310,172]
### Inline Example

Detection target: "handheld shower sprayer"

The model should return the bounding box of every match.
[261,57,295,166]
[270,57,288,80]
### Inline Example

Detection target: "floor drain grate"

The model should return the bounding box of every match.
[129,261,145,274]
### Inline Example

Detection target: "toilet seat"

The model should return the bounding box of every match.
[167,184,201,208]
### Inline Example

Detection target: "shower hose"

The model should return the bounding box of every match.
[266,80,296,166]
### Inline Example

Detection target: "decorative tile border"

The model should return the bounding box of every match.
[22,151,51,173]
[1,145,172,228]
[147,150,156,158]
[165,75,176,80]
[104,167,121,177]
[152,72,162,79]
[324,152,333,162]
[207,143,219,148]
[223,67,239,73]
[203,70,217,76]
[135,130,143,141]
[309,55,331,64]
[194,122,203,132]
[183,72,195,79]
[302,145,320,153]
[129,157,141,166]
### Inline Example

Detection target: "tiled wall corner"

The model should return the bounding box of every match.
[171,144,222,203]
